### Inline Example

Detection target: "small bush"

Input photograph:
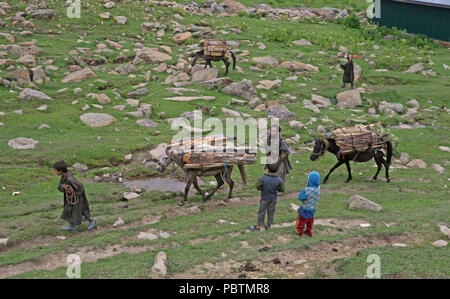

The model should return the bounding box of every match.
[264,26,293,44]
[343,13,360,29]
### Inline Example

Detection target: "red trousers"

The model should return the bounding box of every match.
[296,214,314,237]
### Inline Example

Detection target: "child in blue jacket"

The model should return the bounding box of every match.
[296,171,320,237]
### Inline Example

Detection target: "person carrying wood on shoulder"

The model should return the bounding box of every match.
[340,54,354,89]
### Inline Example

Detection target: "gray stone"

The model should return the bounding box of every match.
[19,88,52,100]
[346,195,383,212]
[267,104,296,121]
[73,163,88,172]
[127,88,148,98]
[136,119,158,127]
[80,113,116,127]
[222,79,257,100]
[400,152,409,164]
[150,251,167,277]
[336,89,362,109]
[432,240,447,247]
[407,159,427,169]
[8,137,39,150]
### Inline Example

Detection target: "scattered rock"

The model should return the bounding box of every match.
[336,89,362,109]
[19,88,51,100]
[400,153,409,164]
[8,137,39,150]
[222,79,257,100]
[403,63,424,73]
[432,240,448,247]
[188,205,201,214]
[267,104,296,121]
[73,163,88,172]
[280,61,318,72]
[113,217,125,227]
[80,113,116,127]
[62,68,97,83]
[431,164,445,173]
[150,143,168,161]
[407,159,427,169]
[124,192,140,200]
[346,195,383,212]
[136,119,158,127]
[251,56,279,67]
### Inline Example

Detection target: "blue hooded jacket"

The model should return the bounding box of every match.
[298,171,320,219]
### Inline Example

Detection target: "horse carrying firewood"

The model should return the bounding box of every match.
[310,125,393,183]
[157,136,256,206]
[190,39,236,75]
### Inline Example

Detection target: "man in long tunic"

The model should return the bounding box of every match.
[53,160,96,231]
[340,54,354,89]
[266,125,293,187]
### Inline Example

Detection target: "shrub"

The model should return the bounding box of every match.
[343,13,360,29]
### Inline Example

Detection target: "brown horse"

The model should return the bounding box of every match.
[310,138,393,183]
[157,148,246,206]
[190,49,236,75]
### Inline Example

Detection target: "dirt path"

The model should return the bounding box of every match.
[172,232,420,279]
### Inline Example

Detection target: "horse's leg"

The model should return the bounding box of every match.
[225,167,235,201]
[381,156,391,183]
[345,161,353,182]
[205,174,224,201]
[323,160,344,184]
[223,58,230,75]
[373,155,383,181]
[180,174,194,206]
[204,59,208,68]
[193,177,206,199]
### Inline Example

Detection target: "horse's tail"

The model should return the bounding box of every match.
[237,164,248,184]
[386,140,392,166]
[230,51,236,70]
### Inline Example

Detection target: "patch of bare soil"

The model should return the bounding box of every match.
[0,243,155,279]
[171,233,418,279]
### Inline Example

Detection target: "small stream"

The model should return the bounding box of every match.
[123,177,186,192]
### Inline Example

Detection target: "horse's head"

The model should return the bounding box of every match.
[156,149,171,172]
[310,139,327,161]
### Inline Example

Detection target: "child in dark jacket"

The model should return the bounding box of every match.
[250,164,285,231]
[296,171,320,237]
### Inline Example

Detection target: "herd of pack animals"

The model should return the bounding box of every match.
[155,40,394,207]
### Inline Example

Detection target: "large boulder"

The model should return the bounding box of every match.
[311,94,331,108]
[19,88,51,100]
[336,89,362,109]
[267,104,296,121]
[200,77,232,89]
[191,65,218,82]
[133,48,172,64]
[222,79,257,100]
[62,68,97,83]
[378,101,403,115]
[8,137,39,150]
[221,0,247,14]
[173,32,192,44]
[80,113,116,127]
[280,61,319,72]
[346,195,383,212]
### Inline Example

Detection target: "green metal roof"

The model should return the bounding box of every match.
[393,0,450,9]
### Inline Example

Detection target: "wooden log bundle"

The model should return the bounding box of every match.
[332,125,387,154]
[168,135,257,170]
[202,39,229,58]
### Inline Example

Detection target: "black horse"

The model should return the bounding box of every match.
[310,138,393,183]
[190,49,236,75]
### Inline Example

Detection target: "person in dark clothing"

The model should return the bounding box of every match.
[250,163,285,231]
[266,124,293,186]
[340,54,354,89]
[53,160,96,231]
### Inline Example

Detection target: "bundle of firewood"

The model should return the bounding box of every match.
[332,125,387,154]
[202,39,228,57]
[168,136,257,170]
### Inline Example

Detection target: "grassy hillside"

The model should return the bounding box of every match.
[0,0,448,279]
